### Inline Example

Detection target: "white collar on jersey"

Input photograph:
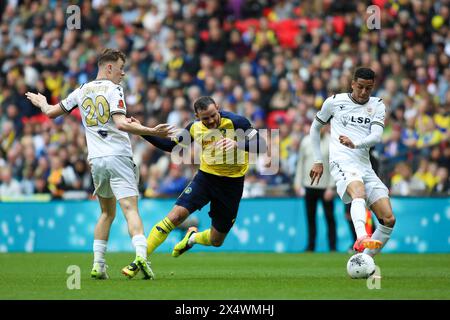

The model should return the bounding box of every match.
[347,93,369,105]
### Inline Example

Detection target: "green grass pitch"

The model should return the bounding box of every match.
[0,252,449,300]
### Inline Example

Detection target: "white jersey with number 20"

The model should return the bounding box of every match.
[60,79,132,160]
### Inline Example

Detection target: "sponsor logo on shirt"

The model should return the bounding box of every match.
[341,115,371,127]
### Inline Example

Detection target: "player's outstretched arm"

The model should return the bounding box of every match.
[127,117,192,153]
[25,92,66,119]
[113,114,175,138]
[141,134,178,152]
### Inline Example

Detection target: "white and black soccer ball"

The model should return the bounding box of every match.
[346,253,376,279]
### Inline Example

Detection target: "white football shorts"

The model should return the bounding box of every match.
[329,160,389,206]
[89,155,139,200]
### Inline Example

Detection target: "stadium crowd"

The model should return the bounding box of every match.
[0,0,449,201]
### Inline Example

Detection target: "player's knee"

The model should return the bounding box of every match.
[121,203,138,218]
[385,214,396,228]
[168,207,189,226]
[349,187,366,200]
[167,213,185,226]
[348,182,366,200]
[378,214,395,228]
[210,238,224,247]
[352,192,366,200]
[101,211,116,222]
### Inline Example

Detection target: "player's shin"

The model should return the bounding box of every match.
[147,217,175,254]
[350,198,368,238]
[363,223,393,257]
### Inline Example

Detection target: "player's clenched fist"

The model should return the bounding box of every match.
[339,135,355,149]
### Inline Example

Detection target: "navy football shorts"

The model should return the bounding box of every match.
[176,170,244,233]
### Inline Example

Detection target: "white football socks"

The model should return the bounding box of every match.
[132,234,148,259]
[364,223,393,257]
[351,198,367,239]
[93,239,107,265]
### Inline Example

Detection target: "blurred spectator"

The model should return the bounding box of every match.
[1,121,16,154]
[200,18,228,62]
[377,78,405,112]
[401,117,419,149]
[155,164,189,198]
[432,167,449,195]
[242,169,266,198]
[0,165,22,199]
[390,162,427,196]
[257,73,275,113]
[270,78,293,111]
[416,119,444,152]
[379,123,409,174]
[73,158,93,193]
[229,29,251,58]
[34,176,50,195]
[47,156,76,199]
[413,159,440,194]
[5,104,23,137]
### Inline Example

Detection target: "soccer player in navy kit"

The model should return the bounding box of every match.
[122,96,267,278]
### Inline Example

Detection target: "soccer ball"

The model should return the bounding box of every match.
[346,253,376,279]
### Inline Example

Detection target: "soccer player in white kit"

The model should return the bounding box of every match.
[25,49,174,279]
[309,67,396,256]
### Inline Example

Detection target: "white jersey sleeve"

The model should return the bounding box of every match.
[315,96,335,124]
[60,87,81,113]
[310,118,324,162]
[109,85,127,116]
[354,124,383,149]
[371,100,386,128]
